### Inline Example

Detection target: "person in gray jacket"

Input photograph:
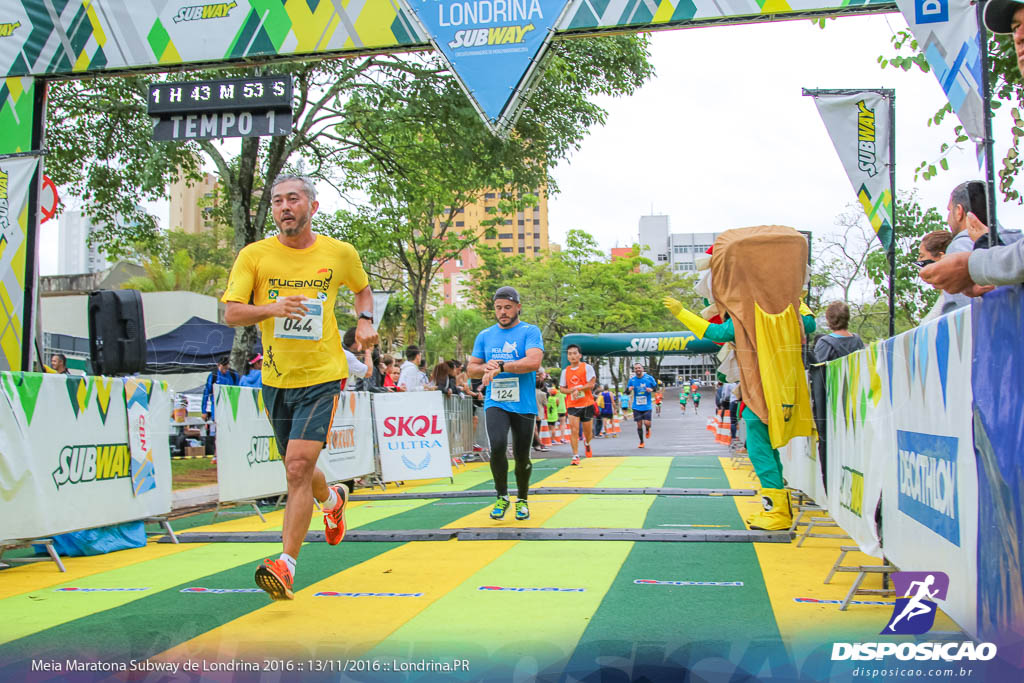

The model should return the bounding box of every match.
[923,0,1024,296]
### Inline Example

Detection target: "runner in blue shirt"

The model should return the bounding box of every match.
[468,286,544,521]
[626,363,658,448]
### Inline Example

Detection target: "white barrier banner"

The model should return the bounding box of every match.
[0,372,171,541]
[373,392,453,483]
[882,307,978,636]
[779,436,826,506]
[215,386,375,503]
[825,341,891,558]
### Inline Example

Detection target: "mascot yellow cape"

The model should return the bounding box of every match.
[664,225,814,531]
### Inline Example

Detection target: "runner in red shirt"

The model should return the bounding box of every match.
[559,344,597,465]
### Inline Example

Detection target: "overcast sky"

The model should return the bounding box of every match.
[39,11,1023,275]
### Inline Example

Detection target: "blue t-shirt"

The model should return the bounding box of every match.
[471,321,544,415]
[627,374,658,411]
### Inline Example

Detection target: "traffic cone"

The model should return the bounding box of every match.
[717,413,731,444]
[613,415,621,436]
[707,411,718,432]
[540,422,552,447]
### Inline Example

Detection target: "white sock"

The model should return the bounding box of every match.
[322,487,338,510]
[280,553,296,577]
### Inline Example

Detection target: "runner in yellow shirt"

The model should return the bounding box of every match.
[222,174,377,600]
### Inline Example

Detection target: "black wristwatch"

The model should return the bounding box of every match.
[358,311,374,323]
[498,361,505,373]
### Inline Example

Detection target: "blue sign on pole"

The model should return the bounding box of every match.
[405,0,570,133]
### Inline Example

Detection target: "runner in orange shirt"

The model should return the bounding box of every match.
[654,389,663,416]
[559,344,597,466]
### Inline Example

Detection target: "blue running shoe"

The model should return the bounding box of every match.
[515,500,530,521]
[490,497,510,520]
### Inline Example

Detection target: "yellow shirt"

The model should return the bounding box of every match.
[222,234,369,388]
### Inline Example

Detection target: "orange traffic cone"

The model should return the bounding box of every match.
[540,422,552,447]
[717,413,731,444]
[707,411,718,432]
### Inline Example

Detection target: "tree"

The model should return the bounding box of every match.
[120,249,226,296]
[426,306,490,362]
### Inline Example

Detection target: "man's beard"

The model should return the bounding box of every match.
[497,312,520,327]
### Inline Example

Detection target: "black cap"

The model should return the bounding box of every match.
[493,286,520,303]
[984,0,1024,33]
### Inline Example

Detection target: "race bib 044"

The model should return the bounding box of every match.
[274,299,324,341]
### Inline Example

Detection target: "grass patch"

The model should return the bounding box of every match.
[170,457,217,490]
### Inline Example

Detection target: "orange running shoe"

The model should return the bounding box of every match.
[323,484,349,545]
[571,455,580,465]
[585,444,593,458]
[254,558,294,600]
[638,443,645,449]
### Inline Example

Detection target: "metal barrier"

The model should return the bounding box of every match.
[443,395,475,459]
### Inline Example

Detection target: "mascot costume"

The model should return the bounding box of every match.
[664,226,815,531]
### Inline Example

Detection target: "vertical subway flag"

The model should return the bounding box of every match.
[0,155,39,371]
[894,0,985,151]
[404,0,571,134]
[811,92,894,249]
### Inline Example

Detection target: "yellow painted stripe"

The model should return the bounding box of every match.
[154,539,516,661]
[720,457,960,643]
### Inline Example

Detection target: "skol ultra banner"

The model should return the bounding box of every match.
[882,305,978,637]
[894,0,985,152]
[825,339,891,558]
[0,155,38,372]
[215,385,375,503]
[0,372,171,541]
[372,391,452,483]
[810,91,894,249]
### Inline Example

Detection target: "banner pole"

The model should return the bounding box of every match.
[977,0,999,244]
[22,80,47,371]
[888,90,896,339]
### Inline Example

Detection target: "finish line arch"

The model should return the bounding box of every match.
[559,331,720,368]
[0,0,978,372]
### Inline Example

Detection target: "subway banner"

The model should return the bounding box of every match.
[825,340,890,558]
[215,386,374,503]
[894,0,985,149]
[0,372,171,541]
[882,305,978,637]
[0,155,38,372]
[372,391,453,483]
[404,0,569,132]
[809,90,894,249]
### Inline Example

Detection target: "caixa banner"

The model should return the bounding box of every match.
[372,391,453,483]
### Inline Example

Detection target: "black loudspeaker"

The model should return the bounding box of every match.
[88,290,146,376]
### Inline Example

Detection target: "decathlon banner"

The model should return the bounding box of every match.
[881,305,978,637]
[894,0,985,151]
[779,436,827,506]
[372,391,453,483]
[809,91,894,249]
[0,155,39,372]
[404,0,570,132]
[824,341,891,558]
[215,386,375,503]
[0,372,171,541]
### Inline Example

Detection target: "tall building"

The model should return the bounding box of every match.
[450,188,549,256]
[169,170,219,234]
[57,210,108,275]
[638,214,718,273]
[437,188,549,306]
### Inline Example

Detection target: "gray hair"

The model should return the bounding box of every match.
[271,174,317,202]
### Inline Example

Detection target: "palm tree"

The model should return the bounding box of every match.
[120,249,226,296]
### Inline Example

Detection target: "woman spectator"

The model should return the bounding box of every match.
[239,354,263,388]
[431,360,450,394]
[918,230,955,322]
[811,301,865,489]
[380,354,397,390]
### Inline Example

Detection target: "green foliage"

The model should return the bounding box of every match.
[120,249,226,295]
[467,235,697,366]
[426,306,491,361]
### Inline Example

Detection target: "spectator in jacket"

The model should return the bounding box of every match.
[239,354,263,388]
[202,355,240,421]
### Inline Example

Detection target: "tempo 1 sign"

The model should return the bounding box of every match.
[148,75,293,141]
[152,110,292,141]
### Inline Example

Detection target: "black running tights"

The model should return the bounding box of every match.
[486,407,535,499]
